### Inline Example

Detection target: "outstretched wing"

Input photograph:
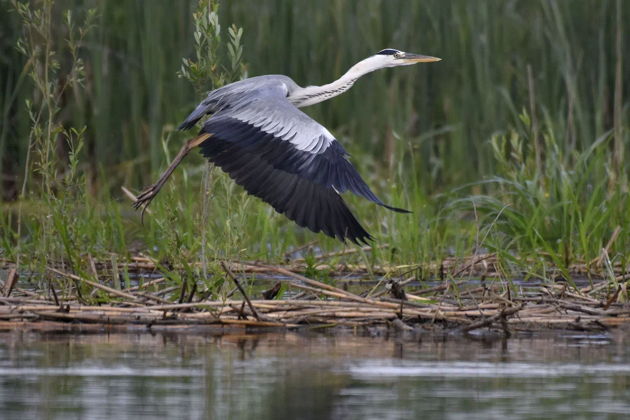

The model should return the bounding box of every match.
[200,136,372,243]
[181,80,408,243]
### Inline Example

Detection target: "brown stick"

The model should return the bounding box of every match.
[557,302,607,316]
[49,281,60,308]
[602,286,622,310]
[283,240,318,259]
[593,226,622,266]
[290,245,385,263]
[46,267,142,304]
[220,261,262,321]
[132,291,171,304]
[2,269,18,297]
[123,277,166,292]
[460,304,525,334]
[254,264,396,308]
[451,254,496,278]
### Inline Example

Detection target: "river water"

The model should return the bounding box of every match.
[1,330,629,419]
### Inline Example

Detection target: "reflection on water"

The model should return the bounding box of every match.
[0,330,629,419]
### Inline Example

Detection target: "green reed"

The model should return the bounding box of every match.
[0,0,627,292]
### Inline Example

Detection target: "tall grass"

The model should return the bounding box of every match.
[450,114,629,279]
[0,0,627,287]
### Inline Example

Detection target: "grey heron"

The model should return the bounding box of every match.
[134,48,440,244]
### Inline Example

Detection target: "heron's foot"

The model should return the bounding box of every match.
[133,184,160,212]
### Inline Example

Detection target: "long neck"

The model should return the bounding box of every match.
[288,56,383,107]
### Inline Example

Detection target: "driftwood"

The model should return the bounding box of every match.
[1,252,629,333]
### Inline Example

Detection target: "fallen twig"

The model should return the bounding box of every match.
[46,267,142,304]
[2,269,18,297]
[460,304,525,334]
[221,261,263,322]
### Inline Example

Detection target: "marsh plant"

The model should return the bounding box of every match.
[453,113,628,280]
[8,0,102,295]
[149,0,250,296]
[0,0,627,297]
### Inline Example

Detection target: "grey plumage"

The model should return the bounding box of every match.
[181,75,407,244]
[135,49,440,244]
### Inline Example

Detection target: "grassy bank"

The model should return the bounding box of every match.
[0,0,628,298]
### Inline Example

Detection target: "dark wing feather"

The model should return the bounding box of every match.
[199,137,372,244]
[204,114,410,214]
[179,79,408,242]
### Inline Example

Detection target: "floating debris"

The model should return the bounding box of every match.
[1,253,628,334]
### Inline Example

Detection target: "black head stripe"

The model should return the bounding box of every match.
[377,48,400,55]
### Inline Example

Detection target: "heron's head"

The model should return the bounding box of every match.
[373,48,441,67]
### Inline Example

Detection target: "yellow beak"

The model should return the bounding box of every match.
[401,53,441,63]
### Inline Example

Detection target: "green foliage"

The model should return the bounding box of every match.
[12,0,94,195]
[451,113,628,279]
[143,0,250,297]
[9,0,102,269]
[178,0,246,93]
[0,0,628,293]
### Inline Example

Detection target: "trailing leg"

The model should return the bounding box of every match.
[133,133,212,214]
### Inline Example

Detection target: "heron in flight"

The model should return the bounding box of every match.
[134,48,440,244]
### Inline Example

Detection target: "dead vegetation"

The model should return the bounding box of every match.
[1,252,629,335]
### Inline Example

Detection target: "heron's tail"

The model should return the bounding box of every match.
[381,204,411,213]
[178,107,206,130]
[178,99,218,130]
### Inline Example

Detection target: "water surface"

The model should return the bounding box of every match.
[1,330,629,419]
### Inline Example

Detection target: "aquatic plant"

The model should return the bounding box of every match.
[0,0,626,296]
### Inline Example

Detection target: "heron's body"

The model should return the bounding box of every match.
[134,49,440,243]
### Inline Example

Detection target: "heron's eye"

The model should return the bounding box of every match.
[377,48,399,55]
[394,52,404,59]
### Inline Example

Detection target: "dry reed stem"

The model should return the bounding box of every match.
[2,269,18,297]
[0,254,627,332]
[46,267,141,303]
